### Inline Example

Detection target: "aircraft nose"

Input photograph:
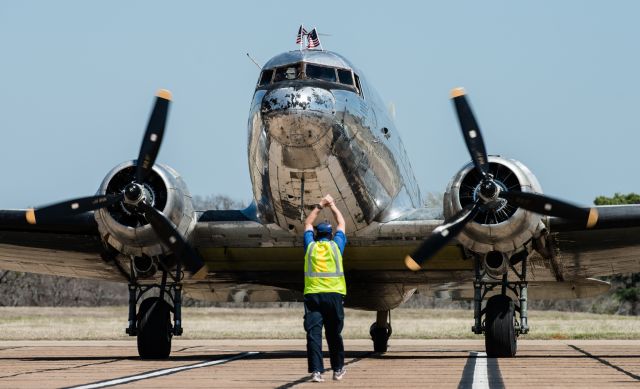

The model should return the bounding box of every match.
[261,87,336,147]
[261,86,335,115]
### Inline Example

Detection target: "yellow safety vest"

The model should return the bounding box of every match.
[304,240,346,295]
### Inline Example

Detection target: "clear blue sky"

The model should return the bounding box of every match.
[1,1,639,209]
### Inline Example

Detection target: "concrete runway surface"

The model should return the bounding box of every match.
[0,339,638,388]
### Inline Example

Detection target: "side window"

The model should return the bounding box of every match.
[258,69,273,87]
[306,64,337,82]
[337,69,354,86]
[354,74,364,97]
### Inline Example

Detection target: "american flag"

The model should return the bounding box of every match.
[307,28,320,49]
[296,25,307,44]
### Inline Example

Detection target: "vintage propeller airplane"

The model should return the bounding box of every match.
[2,36,640,359]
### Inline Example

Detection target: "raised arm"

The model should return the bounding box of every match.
[304,205,322,231]
[325,195,346,233]
[304,195,345,232]
[304,195,332,231]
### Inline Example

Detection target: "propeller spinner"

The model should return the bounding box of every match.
[405,88,598,271]
[25,90,208,279]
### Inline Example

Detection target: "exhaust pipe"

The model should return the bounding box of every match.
[483,251,508,279]
[132,255,157,278]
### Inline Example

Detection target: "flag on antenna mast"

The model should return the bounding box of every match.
[296,25,307,44]
[307,28,321,49]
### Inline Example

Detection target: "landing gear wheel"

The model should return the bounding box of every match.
[137,297,172,359]
[370,323,392,353]
[484,294,517,358]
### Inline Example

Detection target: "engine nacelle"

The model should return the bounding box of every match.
[443,156,546,256]
[94,161,196,257]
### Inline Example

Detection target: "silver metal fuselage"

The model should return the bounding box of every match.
[248,50,421,233]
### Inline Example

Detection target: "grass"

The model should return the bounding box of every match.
[0,307,638,340]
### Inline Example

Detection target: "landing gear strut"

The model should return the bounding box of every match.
[472,253,529,357]
[125,258,184,359]
[370,310,392,353]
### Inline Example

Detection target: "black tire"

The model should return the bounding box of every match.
[370,323,392,353]
[137,297,172,359]
[484,294,517,358]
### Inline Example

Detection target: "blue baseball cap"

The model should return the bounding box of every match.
[316,222,333,236]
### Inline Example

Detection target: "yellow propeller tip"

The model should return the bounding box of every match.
[586,208,599,229]
[450,87,466,99]
[25,209,36,225]
[404,255,422,271]
[191,265,208,280]
[156,89,172,101]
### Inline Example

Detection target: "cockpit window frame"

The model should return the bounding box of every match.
[274,63,302,83]
[337,68,354,87]
[258,69,274,87]
[354,73,363,98]
[255,61,362,97]
[304,63,338,83]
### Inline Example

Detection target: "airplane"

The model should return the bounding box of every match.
[2,31,640,359]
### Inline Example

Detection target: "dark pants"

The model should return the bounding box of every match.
[303,293,345,373]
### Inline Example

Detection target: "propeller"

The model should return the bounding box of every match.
[25,89,207,279]
[25,193,124,225]
[405,87,598,271]
[136,89,170,183]
[451,88,489,177]
[405,203,480,271]
[137,202,208,279]
[498,191,597,225]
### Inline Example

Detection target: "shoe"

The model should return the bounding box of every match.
[311,371,324,382]
[333,368,346,381]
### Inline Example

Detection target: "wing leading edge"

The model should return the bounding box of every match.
[0,210,126,282]
[2,203,640,303]
[548,205,640,280]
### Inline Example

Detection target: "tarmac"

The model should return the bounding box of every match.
[0,339,639,388]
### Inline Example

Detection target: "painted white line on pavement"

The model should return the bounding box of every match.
[471,351,489,389]
[67,351,258,389]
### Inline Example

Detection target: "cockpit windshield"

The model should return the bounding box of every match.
[305,64,337,82]
[257,62,359,94]
[274,64,302,82]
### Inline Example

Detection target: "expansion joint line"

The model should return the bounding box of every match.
[569,344,640,381]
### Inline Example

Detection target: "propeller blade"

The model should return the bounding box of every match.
[451,88,490,177]
[26,193,124,224]
[138,202,208,279]
[135,89,172,183]
[499,191,598,228]
[405,203,481,271]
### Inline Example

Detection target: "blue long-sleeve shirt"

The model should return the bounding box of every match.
[303,230,347,254]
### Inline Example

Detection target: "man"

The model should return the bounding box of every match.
[303,194,347,382]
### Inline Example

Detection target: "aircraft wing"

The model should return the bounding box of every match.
[0,210,127,282]
[400,205,640,302]
[548,204,640,280]
[193,204,640,304]
[1,204,640,305]
[194,204,640,274]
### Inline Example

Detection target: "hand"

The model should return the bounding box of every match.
[323,194,334,206]
[319,198,329,207]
